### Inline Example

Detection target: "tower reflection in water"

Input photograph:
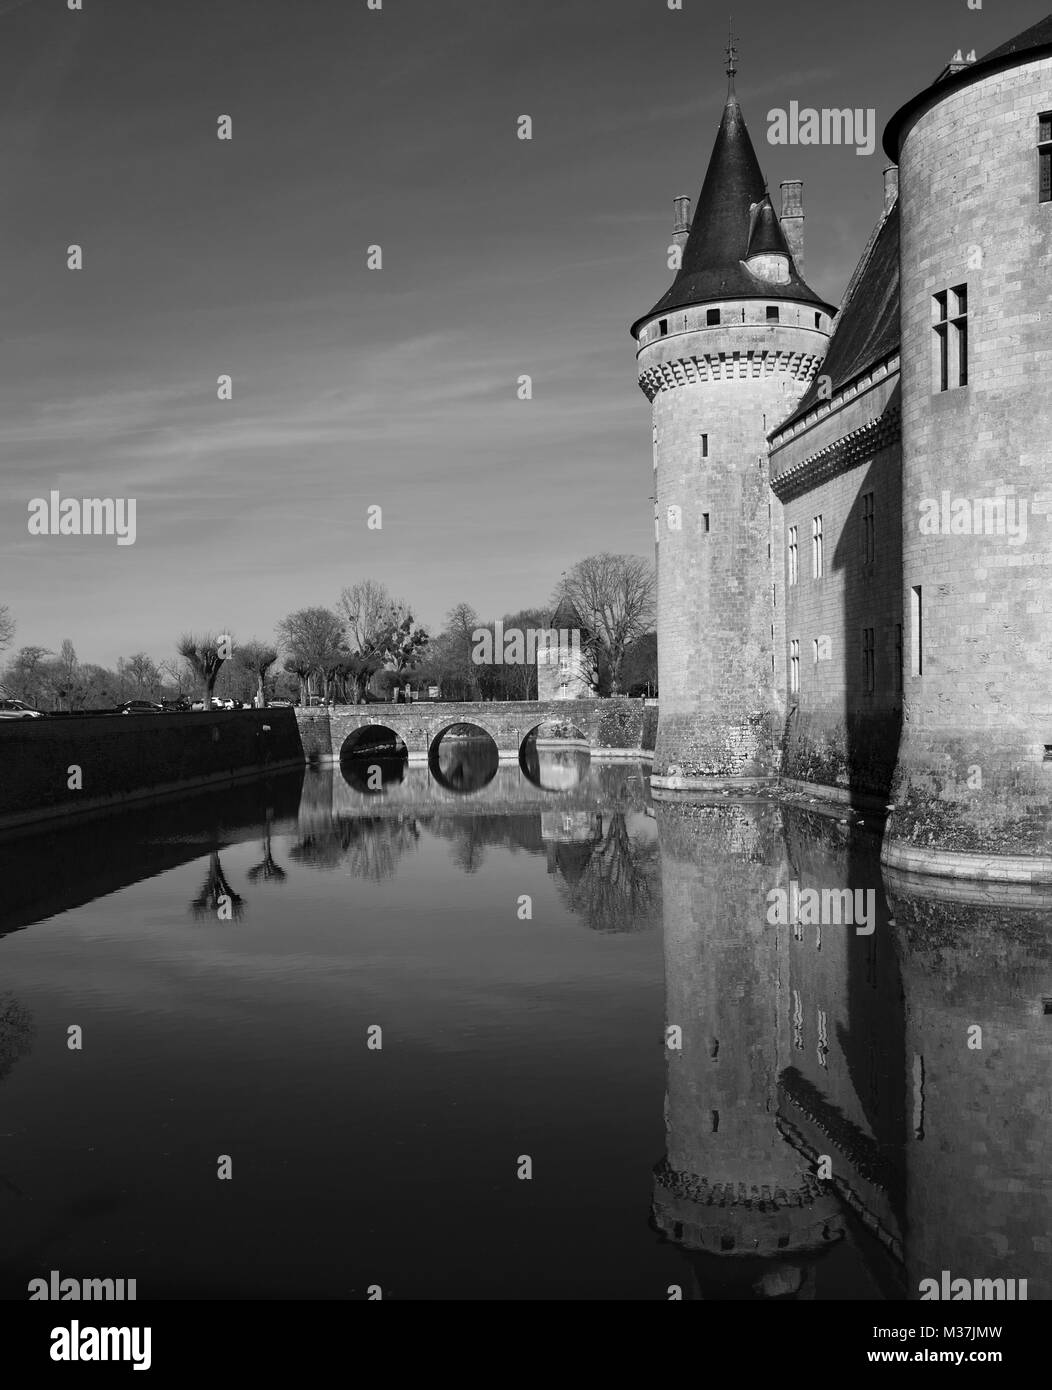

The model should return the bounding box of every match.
[653,796,1051,1301]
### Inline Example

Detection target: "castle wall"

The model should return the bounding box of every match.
[885,881,1052,1298]
[886,56,1052,872]
[770,371,903,799]
[637,306,827,786]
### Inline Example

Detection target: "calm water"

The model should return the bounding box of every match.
[0,752,1048,1300]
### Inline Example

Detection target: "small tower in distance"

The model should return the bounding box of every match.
[631,38,834,790]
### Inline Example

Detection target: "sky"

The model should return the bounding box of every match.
[0,0,1044,668]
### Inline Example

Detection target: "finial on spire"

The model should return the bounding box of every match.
[724,18,738,97]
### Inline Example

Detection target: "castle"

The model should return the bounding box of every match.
[631,15,1052,883]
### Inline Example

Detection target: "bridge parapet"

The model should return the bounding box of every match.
[295,699,656,761]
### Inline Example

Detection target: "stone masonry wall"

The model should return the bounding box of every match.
[888,57,1052,863]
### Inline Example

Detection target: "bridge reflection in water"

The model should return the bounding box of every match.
[0,761,1047,1299]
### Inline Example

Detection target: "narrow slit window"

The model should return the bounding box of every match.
[700,433,709,458]
[910,586,923,676]
[1040,112,1052,203]
[788,526,798,585]
[701,512,710,532]
[861,491,875,564]
[862,627,876,694]
[789,639,800,695]
[812,514,824,579]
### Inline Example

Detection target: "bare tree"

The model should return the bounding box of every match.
[556,553,656,695]
[445,602,482,700]
[275,608,344,706]
[0,605,15,656]
[337,580,427,702]
[234,640,279,708]
[126,652,161,697]
[4,646,52,706]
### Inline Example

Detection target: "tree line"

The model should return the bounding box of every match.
[0,553,657,710]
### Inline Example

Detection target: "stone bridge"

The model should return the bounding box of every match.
[295,699,654,762]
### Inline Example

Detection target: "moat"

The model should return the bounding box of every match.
[0,754,1047,1300]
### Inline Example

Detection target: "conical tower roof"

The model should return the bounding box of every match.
[631,94,832,339]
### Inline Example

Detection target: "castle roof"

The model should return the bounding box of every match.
[772,199,900,436]
[884,11,1052,160]
[548,593,587,634]
[746,195,792,258]
[631,95,834,339]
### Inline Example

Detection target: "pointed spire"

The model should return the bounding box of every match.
[630,76,834,337]
[724,19,738,100]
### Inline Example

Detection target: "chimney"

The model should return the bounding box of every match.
[883,164,899,213]
[673,195,692,254]
[779,180,804,277]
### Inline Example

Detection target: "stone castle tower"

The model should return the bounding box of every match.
[653,801,844,1294]
[881,15,1052,874]
[630,49,833,792]
[635,16,1052,882]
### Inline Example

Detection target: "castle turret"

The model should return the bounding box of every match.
[653,800,845,1293]
[631,51,834,791]
[881,16,1052,878]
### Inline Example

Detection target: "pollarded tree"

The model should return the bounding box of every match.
[234,640,279,708]
[556,554,656,696]
[177,632,232,707]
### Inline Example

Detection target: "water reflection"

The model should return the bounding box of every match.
[0,762,1047,1299]
[520,724,591,791]
[190,850,244,923]
[246,810,287,885]
[428,727,500,793]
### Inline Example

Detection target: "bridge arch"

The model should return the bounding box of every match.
[428,720,501,794]
[338,722,409,794]
[519,719,591,791]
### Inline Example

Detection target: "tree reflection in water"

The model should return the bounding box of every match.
[0,993,34,1086]
[247,810,287,886]
[549,811,660,933]
[290,815,421,882]
[190,851,244,923]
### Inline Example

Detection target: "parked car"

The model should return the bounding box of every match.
[162,697,192,713]
[117,700,165,715]
[269,699,294,708]
[0,698,44,719]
